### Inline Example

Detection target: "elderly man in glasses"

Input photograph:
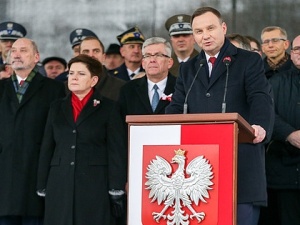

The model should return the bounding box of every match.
[261,26,292,79]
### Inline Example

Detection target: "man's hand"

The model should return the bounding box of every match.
[251,125,266,144]
[287,130,300,149]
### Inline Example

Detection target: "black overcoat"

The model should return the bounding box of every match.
[37,90,127,225]
[166,39,274,206]
[0,73,65,216]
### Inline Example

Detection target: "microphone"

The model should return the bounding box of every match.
[183,59,207,114]
[222,56,231,113]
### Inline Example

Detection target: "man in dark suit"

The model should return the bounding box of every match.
[112,27,145,81]
[118,37,176,225]
[119,37,176,116]
[261,26,292,79]
[79,36,126,101]
[0,38,65,225]
[165,7,273,225]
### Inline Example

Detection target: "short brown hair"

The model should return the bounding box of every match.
[79,36,105,53]
[191,7,223,25]
[68,54,103,80]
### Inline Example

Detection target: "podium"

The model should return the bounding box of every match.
[126,113,254,225]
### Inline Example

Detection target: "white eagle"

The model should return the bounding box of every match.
[145,149,214,225]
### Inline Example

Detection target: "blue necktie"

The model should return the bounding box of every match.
[151,84,159,112]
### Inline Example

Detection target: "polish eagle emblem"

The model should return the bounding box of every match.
[145,149,214,224]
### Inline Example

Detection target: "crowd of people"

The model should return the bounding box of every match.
[0,5,299,225]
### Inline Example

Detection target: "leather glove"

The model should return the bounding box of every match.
[109,190,126,218]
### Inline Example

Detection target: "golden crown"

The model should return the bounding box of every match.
[174,149,185,156]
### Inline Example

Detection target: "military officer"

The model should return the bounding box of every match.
[165,14,199,76]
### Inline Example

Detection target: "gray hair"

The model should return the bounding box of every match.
[261,26,288,41]
[142,37,172,57]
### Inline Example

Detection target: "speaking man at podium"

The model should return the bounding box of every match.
[165,7,274,225]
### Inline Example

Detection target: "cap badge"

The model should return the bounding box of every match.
[76,29,83,35]
[177,16,184,22]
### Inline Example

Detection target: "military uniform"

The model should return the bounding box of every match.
[165,14,199,76]
[111,27,145,81]
[0,21,27,65]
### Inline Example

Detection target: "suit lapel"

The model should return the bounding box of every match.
[155,74,176,113]
[75,91,103,126]
[208,39,237,89]
[136,77,153,113]
[19,74,44,107]
[197,55,210,87]
[61,94,75,127]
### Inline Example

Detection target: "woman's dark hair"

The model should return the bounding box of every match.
[68,54,103,79]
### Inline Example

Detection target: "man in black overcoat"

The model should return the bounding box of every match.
[165,7,274,225]
[0,38,65,225]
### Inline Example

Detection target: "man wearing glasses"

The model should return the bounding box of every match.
[262,35,300,225]
[118,37,176,116]
[261,26,292,79]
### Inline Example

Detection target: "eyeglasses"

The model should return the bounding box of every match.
[262,38,286,45]
[143,53,170,60]
[291,46,300,54]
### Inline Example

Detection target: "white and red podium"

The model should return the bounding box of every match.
[126,113,254,225]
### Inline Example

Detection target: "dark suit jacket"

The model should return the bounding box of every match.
[111,63,144,82]
[96,70,126,101]
[166,38,274,205]
[37,90,127,225]
[0,73,65,216]
[118,73,176,117]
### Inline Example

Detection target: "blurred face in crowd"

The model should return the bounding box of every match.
[44,60,66,79]
[80,39,104,63]
[10,38,39,72]
[0,39,15,59]
[68,62,98,99]
[120,43,143,64]
[170,34,195,55]
[249,41,262,56]
[142,43,173,82]
[192,12,227,56]
[104,53,124,70]
[0,64,13,79]
[261,29,289,62]
[72,45,80,57]
[291,35,300,69]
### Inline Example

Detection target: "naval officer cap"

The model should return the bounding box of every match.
[117,27,145,46]
[0,21,27,40]
[69,28,98,48]
[165,14,193,36]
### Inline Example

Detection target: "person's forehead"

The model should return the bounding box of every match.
[12,39,30,48]
[81,40,102,50]
[45,60,65,66]
[262,30,281,38]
